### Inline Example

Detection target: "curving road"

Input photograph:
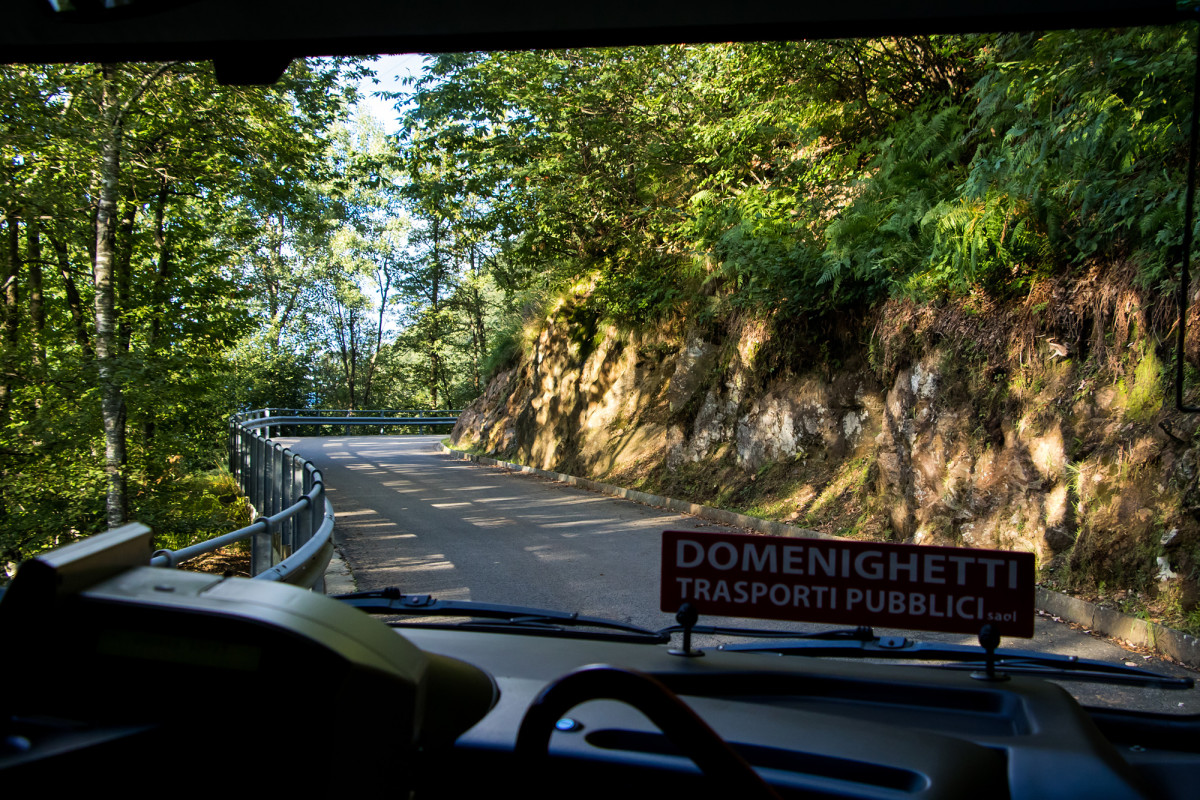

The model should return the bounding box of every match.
[277,434,1199,713]
[278,434,735,628]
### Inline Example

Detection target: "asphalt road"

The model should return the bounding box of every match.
[278,434,1199,714]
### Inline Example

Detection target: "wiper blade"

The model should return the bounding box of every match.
[334,588,668,643]
[658,623,876,642]
[715,636,1194,690]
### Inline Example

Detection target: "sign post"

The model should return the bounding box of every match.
[661,530,1035,638]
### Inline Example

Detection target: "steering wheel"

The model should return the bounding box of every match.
[515,664,782,799]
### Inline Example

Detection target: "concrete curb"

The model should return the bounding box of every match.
[323,543,357,595]
[443,444,1200,669]
[1036,587,1200,668]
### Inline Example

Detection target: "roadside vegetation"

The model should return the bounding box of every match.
[421,27,1200,631]
[0,58,505,570]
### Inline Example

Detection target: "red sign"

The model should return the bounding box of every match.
[661,531,1035,637]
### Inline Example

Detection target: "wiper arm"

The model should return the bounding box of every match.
[334,588,668,643]
[715,636,1194,690]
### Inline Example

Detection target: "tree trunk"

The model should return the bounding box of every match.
[91,61,173,528]
[49,233,94,356]
[0,215,19,415]
[469,248,486,394]
[95,65,129,528]
[115,195,138,355]
[143,183,172,449]
[429,217,443,409]
[4,216,19,349]
[347,312,358,410]
[27,220,45,367]
[332,296,359,410]
[361,263,391,409]
[147,182,172,349]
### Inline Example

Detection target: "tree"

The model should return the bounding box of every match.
[0,57,365,564]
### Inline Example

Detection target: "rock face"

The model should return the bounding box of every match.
[451,295,1200,607]
[873,355,1070,558]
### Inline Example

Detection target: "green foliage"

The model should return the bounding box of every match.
[961,27,1194,285]
[133,467,252,553]
[398,27,1192,351]
[919,191,1049,296]
[0,384,108,567]
[480,320,525,382]
[1116,345,1164,422]
[824,104,974,301]
[230,341,318,411]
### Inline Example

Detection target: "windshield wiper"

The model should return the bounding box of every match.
[658,622,877,642]
[715,635,1195,690]
[335,588,669,643]
[339,590,1193,689]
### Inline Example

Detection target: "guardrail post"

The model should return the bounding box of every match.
[257,434,267,510]
[241,425,250,497]
[264,437,273,515]
[251,517,271,575]
[277,443,284,518]
[311,469,323,548]
[285,453,296,555]
[277,446,289,557]
[269,444,279,518]
[248,433,256,508]
[260,434,269,511]
[262,439,271,518]
[297,464,307,548]
[313,501,332,594]
[249,434,258,508]
[238,422,246,484]
[298,463,312,547]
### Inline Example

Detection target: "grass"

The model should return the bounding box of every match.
[1116,345,1163,423]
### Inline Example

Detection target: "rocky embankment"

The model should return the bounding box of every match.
[452,280,1200,631]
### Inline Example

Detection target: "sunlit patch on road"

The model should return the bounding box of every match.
[462,516,517,528]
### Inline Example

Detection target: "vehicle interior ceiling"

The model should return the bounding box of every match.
[1,2,1189,85]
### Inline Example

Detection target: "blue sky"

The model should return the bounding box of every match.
[355,53,426,134]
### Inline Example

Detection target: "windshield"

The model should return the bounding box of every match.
[2,18,1199,717]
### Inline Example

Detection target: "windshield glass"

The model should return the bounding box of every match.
[2,20,1199,716]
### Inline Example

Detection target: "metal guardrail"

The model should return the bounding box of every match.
[148,408,460,591]
[240,407,462,438]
